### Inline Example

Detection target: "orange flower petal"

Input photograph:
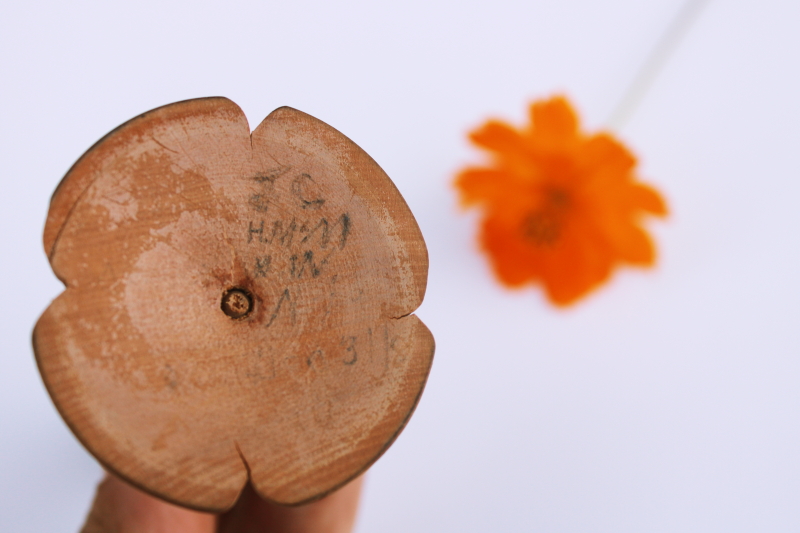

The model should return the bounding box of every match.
[469,120,530,161]
[455,168,513,207]
[578,133,637,178]
[527,96,580,152]
[629,183,668,216]
[543,225,614,305]
[606,223,657,265]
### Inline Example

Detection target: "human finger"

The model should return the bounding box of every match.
[217,476,364,533]
[81,474,216,533]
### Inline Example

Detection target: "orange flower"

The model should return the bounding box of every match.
[455,96,667,306]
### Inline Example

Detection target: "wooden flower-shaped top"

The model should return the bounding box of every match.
[33,98,434,511]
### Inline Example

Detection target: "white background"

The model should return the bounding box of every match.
[2,0,800,531]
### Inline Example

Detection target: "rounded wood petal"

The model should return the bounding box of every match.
[33,98,434,511]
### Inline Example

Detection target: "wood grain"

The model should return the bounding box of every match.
[33,98,434,511]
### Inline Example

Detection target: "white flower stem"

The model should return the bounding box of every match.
[607,0,712,130]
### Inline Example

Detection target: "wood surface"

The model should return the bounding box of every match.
[32,98,434,511]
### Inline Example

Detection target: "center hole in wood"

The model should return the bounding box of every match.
[221,288,253,319]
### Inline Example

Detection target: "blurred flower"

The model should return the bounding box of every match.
[455,96,667,306]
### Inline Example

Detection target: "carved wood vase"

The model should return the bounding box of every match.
[32,98,434,511]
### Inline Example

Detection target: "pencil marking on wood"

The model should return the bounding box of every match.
[300,214,351,249]
[306,349,324,368]
[265,288,293,328]
[342,336,358,365]
[290,250,323,278]
[249,194,269,212]
[254,255,271,277]
[292,173,326,210]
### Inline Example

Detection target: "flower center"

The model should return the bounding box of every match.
[221,288,253,319]
[520,188,570,247]
[521,211,561,245]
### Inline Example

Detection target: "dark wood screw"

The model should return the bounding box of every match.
[221,288,253,319]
